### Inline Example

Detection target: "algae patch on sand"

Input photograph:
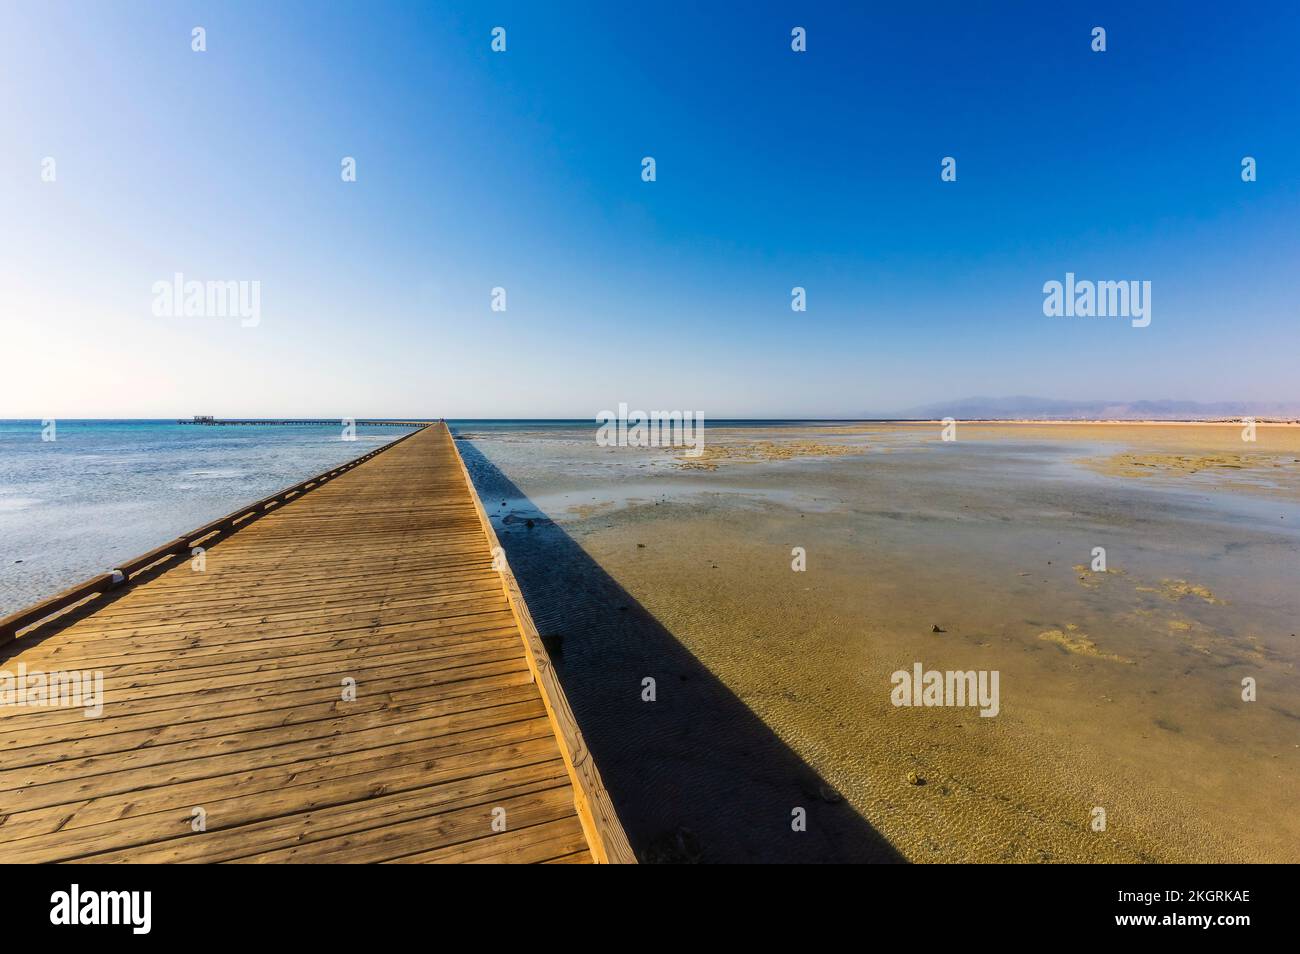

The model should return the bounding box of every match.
[1038,625,1131,663]
[1159,578,1223,604]
[1080,449,1300,498]
[674,439,862,470]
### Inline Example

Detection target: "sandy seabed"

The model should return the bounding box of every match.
[462,423,1300,863]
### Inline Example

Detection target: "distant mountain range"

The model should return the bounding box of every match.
[885,396,1300,421]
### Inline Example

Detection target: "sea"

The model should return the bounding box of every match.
[0,418,834,614]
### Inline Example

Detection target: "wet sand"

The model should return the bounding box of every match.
[460,423,1300,863]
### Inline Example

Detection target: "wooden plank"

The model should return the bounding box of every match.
[82,770,575,864]
[386,815,591,864]
[0,718,559,844]
[3,744,570,863]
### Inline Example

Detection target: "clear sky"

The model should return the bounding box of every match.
[2,1,1297,418]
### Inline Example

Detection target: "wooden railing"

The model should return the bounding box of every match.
[0,425,428,647]
[445,426,638,864]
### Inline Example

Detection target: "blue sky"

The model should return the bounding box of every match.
[2,1,1297,417]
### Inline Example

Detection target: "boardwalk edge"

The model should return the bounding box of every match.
[445,425,638,864]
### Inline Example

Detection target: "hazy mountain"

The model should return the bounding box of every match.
[885,396,1300,421]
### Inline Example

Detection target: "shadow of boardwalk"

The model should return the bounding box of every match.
[458,439,904,863]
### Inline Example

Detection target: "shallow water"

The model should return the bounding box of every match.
[459,423,1300,862]
[0,420,417,614]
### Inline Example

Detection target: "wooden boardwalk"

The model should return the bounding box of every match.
[0,424,633,864]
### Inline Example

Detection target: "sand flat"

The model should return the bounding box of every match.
[461,422,1300,863]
